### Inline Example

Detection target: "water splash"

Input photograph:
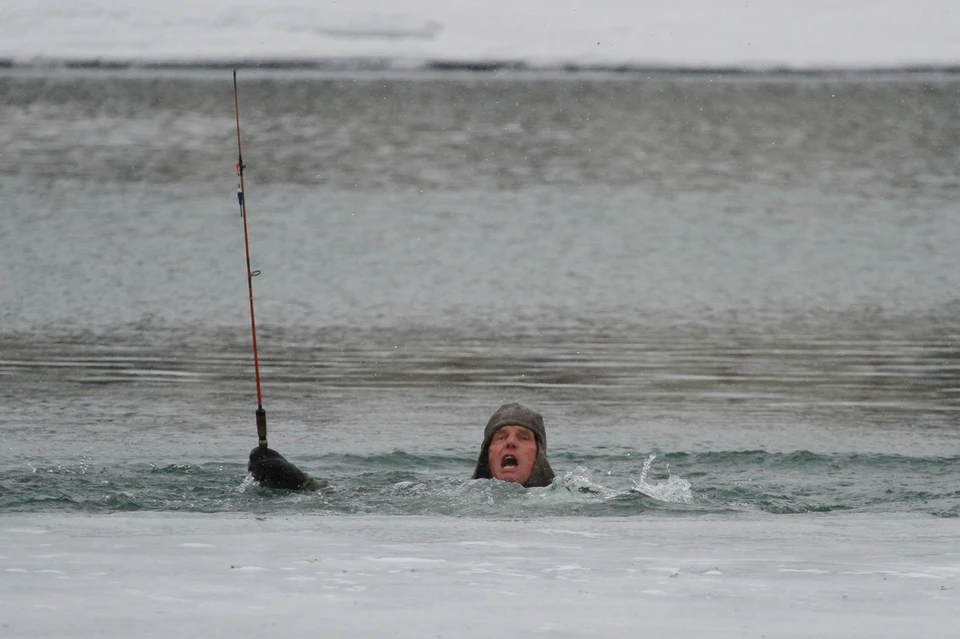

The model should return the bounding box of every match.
[632,454,693,504]
[237,474,257,493]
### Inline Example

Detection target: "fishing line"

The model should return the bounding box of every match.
[233,68,268,449]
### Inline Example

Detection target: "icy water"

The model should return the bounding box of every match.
[1,69,959,520]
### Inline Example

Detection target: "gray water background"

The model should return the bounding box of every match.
[1,69,958,517]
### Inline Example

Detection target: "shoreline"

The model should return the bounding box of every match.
[3,57,960,78]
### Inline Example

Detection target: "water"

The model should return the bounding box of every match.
[1,69,959,521]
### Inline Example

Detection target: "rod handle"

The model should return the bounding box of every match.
[256,406,268,448]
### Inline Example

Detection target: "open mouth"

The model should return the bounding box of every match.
[501,455,519,468]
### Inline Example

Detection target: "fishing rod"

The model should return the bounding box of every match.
[233,68,268,449]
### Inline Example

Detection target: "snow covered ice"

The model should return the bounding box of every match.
[2,0,959,68]
[1,514,957,638]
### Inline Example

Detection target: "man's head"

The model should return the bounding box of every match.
[472,403,555,487]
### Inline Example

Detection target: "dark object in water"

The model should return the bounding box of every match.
[248,446,313,490]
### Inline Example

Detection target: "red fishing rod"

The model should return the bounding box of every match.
[233,68,268,449]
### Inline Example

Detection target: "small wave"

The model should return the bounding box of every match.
[149,463,198,475]
[935,505,958,518]
[550,467,621,499]
[548,461,694,507]
[321,450,471,471]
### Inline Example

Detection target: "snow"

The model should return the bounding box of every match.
[2,0,959,68]
[1,513,957,638]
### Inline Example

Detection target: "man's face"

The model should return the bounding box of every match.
[487,425,538,485]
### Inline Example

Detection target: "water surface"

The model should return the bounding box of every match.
[2,69,958,518]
